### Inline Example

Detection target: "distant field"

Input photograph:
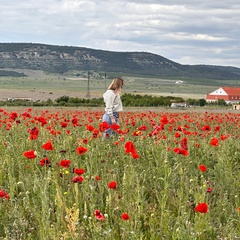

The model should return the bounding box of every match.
[0,69,238,101]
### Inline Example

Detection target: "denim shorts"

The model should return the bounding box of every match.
[102,112,119,138]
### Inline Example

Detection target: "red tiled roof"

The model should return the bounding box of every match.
[206,95,229,100]
[222,87,240,95]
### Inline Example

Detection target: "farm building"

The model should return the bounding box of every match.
[206,87,240,104]
[7,97,32,101]
[170,102,189,108]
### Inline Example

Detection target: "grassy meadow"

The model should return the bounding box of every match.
[0,107,239,239]
[1,69,240,101]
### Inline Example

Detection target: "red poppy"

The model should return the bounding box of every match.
[28,126,36,132]
[36,116,47,126]
[180,137,188,150]
[195,202,208,213]
[173,148,188,156]
[160,115,169,125]
[122,212,130,220]
[59,159,71,168]
[95,176,101,181]
[199,164,207,172]
[42,141,54,150]
[23,150,37,159]
[71,117,78,126]
[28,127,39,140]
[202,125,211,131]
[92,129,99,138]
[0,189,9,200]
[207,187,212,193]
[220,134,228,140]
[108,181,117,189]
[131,152,140,159]
[124,141,136,154]
[138,125,147,131]
[94,210,104,221]
[174,132,181,138]
[72,176,84,183]
[10,112,18,120]
[85,125,95,131]
[21,111,32,118]
[210,138,219,146]
[29,134,38,140]
[132,130,142,136]
[40,157,51,166]
[6,124,12,131]
[59,121,67,128]
[74,168,85,175]
[65,130,71,135]
[99,121,109,132]
[76,146,88,155]
[110,123,120,130]
[82,138,89,144]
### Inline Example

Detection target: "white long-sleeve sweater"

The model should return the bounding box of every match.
[103,90,123,116]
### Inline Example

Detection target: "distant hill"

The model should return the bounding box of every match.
[0,42,240,80]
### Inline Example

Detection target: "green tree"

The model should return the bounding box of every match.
[56,96,69,103]
[217,99,227,106]
[45,99,53,106]
[199,98,206,106]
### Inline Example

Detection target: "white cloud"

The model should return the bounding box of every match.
[0,0,240,67]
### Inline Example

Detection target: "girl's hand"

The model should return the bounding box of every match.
[110,116,115,124]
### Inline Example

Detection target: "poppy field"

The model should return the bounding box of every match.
[0,107,239,239]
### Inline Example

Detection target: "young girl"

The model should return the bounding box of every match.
[102,77,124,138]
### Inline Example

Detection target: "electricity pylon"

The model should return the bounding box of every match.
[86,71,91,98]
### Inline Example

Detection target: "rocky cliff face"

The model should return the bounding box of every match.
[0,44,106,72]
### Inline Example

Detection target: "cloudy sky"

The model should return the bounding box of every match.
[1,0,240,68]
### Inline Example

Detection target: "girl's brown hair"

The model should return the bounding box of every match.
[108,77,124,94]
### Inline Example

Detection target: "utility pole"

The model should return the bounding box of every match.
[86,71,91,98]
[104,72,107,90]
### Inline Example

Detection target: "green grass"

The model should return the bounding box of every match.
[2,68,239,99]
[0,107,239,239]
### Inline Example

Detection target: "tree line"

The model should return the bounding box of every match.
[0,93,230,107]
